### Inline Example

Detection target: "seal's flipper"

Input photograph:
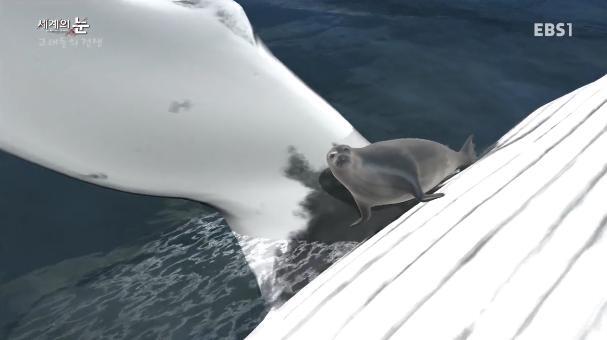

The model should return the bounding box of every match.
[351,201,371,227]
[458,134,477,168]
[409,174,445,202]
[419,192,445,202]
[374,152,445,204]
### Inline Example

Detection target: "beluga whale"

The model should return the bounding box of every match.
[327,136,477,225]
[0,0,468,305]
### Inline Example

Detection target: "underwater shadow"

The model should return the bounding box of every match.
[283,146,417,243]
[266,146,419,304]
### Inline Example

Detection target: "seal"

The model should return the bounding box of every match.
[327,135,477,225]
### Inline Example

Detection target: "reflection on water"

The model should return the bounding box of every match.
[1,209,357,339]
[2,214,266,340]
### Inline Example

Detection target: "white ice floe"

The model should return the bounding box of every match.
[0,0,366,242]
[249,76,607,339]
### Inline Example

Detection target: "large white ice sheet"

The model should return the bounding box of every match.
[250,75,607,339]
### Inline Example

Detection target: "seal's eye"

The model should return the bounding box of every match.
[343,147,350,152]
[329,152,336,159]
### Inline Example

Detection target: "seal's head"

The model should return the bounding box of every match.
[327,144,354,170]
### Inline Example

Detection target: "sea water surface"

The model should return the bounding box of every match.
[1,0,606,339]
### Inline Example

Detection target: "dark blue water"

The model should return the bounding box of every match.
[1,1,606,339]
[243,0,607,148]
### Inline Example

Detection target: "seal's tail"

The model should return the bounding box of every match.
[459,134,477,167]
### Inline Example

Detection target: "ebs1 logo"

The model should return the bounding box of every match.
[534,23,573,37]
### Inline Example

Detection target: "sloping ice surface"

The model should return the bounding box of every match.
[250,75,607,340]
